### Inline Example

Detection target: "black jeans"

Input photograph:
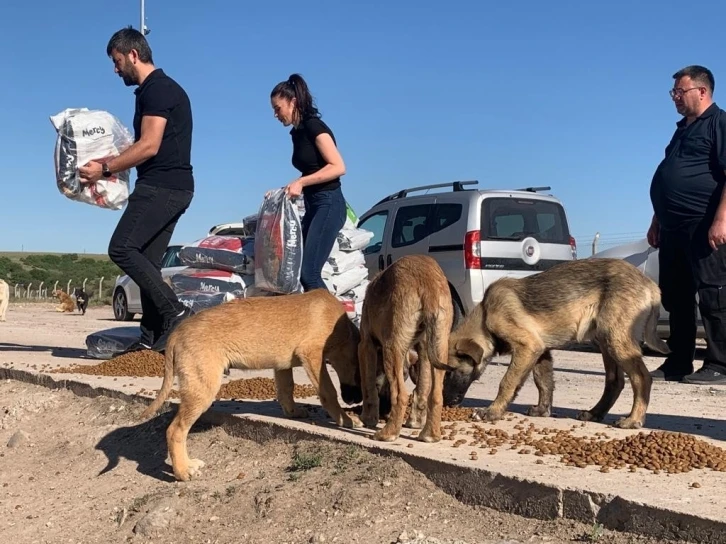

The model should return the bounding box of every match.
[300,187,347,291]
[658,220,726,375]
[108,183,193,345]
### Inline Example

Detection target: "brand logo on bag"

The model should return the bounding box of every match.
[287,219,298,248]
[82,126,106,137]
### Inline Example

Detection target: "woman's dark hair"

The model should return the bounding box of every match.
[271,73,321,120]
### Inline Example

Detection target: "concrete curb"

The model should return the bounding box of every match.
[2,367,725,544]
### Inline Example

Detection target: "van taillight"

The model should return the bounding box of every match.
[465,230,481,269]
[569,235,577,259]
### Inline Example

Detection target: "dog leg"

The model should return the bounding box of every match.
[527,350,554,417]
[359,335,381,429]
[373,345,409,442]
[405,346,430,429]
[614,353,651,429]
[166,365,223,482]
[274,369,309,419]
[577,344,625,425]
[418,331,449,443]
[475,346,541,422]
[297,349,363,429]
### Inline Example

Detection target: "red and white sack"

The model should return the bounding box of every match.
[179,235,254,274]
[50,107,134,210]
[169,268,251,297]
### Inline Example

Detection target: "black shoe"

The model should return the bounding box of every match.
[151,307,195,353]
[649,368,688,382]
[114,341,152,357]
[682,366,726,385]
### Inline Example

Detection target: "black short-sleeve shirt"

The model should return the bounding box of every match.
[133,68,194,191]
[289,116,341,194]
[650,102,726,230]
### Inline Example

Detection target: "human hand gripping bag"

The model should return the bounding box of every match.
[50,107,134,210]
[253,188,304,294]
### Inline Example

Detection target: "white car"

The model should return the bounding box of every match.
[112,221,252,321]
[591,238,704,339]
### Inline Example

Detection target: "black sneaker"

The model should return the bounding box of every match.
[649,368,689,382]
[682,366,726,385]
[114,341,152,357]
[151,307,195,353]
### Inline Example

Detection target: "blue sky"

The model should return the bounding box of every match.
[3,0,726,255]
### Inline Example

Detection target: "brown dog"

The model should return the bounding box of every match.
[358,255,453,443]
[139,289,364,481]
[52,289,75,313]
[438,258,670,430]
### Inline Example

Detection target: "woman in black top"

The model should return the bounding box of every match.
[270,73,348,291]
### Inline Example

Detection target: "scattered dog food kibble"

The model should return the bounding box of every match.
[440,421,726,474]
[53,351,317,400]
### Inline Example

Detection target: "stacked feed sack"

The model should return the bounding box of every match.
[173,235,256,312]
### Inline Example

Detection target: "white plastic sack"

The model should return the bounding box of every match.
[322,249,366,279]
[323,265,369,296]
[337,227,374,251]
[340,279,369,301]
[50,107,134,210]
[254,188,304,294]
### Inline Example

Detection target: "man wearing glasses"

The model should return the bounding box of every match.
[648,65,726,385]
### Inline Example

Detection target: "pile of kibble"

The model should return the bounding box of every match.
[442,419,726,474]
[54,351,317,400]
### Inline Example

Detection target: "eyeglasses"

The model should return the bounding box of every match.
[669,87,702,99]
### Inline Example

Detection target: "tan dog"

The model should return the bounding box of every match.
[52,289,75,313]
[0,279,9,322]
[358,255,453,443]
[439,258,670,429]
[139,288,364,481]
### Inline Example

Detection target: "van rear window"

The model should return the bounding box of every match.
[481,198,570,244]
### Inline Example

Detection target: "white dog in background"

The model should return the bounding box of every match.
[0,279,9,322]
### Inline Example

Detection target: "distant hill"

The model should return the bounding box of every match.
[0,252,123,300]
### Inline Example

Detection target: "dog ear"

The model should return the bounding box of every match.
[455,338,486,367]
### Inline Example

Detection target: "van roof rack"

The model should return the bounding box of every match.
[375,180,479,205]
[516,186,551,193]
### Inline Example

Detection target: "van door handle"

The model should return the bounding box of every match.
[378,255,384,270]
[386,254,392,267]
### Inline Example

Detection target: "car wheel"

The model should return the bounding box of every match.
[113,288,135,321]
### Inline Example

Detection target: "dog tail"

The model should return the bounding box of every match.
[643,286,670,354]
[139,338,176,420]
[424,302,451,372]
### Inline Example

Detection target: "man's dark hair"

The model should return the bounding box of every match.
[106,26,153,63]
[673,65,715,94]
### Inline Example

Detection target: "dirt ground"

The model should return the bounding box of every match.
[0,379,696,544]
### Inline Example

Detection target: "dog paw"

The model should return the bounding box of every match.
[613,417,643,430]
[404,417,424,429]
[526,405,551,418]
[576,410,602,423]
[472,408,503,422]
[372,430,398,442]
[342,413,364,429]
[175,459,205,481]
[417,431,441,443]
[284,406,309,419]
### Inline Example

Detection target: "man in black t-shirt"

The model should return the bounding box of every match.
[648,64,726,384]
[79,27,195,355]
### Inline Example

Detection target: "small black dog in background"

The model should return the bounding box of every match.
[73,287,90,315]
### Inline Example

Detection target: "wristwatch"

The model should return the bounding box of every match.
[102,163,112,178]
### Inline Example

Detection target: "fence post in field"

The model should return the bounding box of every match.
[66,279,72,294]
[27,283,33,299]
[38,281,44,300]
[14,284,18,298]
[591,233,600,256]
[99,277,104,299]
[82,278,88,291]
[53,280,59,294]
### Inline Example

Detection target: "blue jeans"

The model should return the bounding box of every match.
[300,188,346,291]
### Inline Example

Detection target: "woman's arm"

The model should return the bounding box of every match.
[298,132,346,187]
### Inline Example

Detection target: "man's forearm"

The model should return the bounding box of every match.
[106,140,156,173]
[715,181,726,222]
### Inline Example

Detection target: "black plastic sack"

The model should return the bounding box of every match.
[253,188,303,294]
[85,326,140,359]
[170,268,249,297]
[177,291,237,313]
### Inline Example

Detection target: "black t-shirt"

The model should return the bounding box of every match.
[289,116,341,194]
[133,68,194,191]
[650,103,726,230]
